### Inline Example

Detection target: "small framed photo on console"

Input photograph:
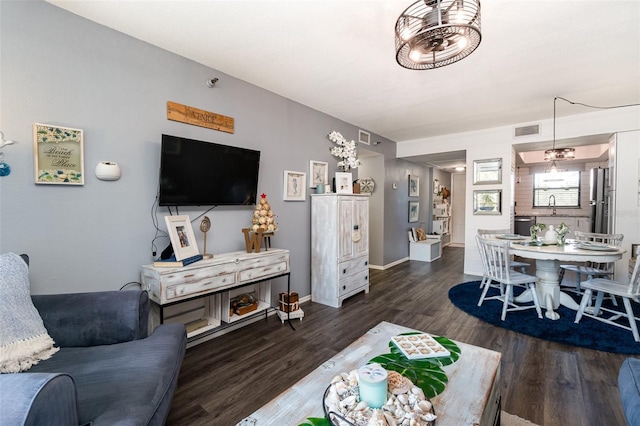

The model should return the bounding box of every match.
[165,215,200,260]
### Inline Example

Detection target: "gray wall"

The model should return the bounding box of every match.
[382,158,430,265]
[0,1,399,296]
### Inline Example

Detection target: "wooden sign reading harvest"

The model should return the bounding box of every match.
[167,101,234,134]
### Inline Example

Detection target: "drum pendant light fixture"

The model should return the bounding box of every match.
[395,0,482,70]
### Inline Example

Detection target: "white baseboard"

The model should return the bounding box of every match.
[369,257,409,270]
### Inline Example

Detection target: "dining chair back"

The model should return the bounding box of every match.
[476,236,543,321]
[575,256,640,341]
[475,234,506,300]
[559,231,624,291]
[476,229,529,273]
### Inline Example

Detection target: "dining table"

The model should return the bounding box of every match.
[496,236,626,320]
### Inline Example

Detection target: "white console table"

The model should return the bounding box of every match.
[141,248,292,342]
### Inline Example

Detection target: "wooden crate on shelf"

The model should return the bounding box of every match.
[222,283,271,323]
[234,301,259,316]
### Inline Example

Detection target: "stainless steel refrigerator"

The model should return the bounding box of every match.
[589,168,610,234]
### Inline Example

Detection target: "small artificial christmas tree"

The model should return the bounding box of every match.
[251,193,278,233]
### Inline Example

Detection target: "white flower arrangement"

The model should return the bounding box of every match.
[328,131,362,171]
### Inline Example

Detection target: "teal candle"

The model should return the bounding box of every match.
[358,363,388,409]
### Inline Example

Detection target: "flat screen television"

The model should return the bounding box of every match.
[159,134,260,206]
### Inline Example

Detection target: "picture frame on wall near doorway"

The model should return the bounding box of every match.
[409,175,420,197]
[409,201,419,222]
[473,189,502,215]
[473,158,502,184]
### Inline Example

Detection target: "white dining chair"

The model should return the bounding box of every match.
[476,235,504,302]
[476,235,543,321]
[477,229,530,276]
[559,231,624,293]
[574,256,640,341]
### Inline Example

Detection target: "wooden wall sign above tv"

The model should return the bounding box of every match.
[167,101,234,134]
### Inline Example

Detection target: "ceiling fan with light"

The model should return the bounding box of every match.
[395,0,482,70]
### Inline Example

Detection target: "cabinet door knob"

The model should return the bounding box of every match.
[365,276,368,281]
[364,261,368,266]
[343,285,346,290]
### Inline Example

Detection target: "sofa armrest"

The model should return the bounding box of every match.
[0,373,78,426]
[32,290,149,347]
[619,357,640,425]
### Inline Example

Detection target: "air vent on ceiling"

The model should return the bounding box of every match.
[513,124,540,138]
[358,129,370,145]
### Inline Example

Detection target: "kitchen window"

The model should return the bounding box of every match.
[533,171,581,208]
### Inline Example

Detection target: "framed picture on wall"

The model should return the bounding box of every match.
[283,170,306,201]
[473,158,502,184]
[409,175,420,197]
[409,201,419,222]
[309,160,328,188]
[33,123,84,185]
[473,189,502,215]
[164,215,200,260]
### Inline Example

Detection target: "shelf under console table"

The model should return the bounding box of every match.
[141,248,291,343]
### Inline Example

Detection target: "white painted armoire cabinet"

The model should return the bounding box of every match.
[311,194,370,308]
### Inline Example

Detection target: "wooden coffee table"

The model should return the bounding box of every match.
[238,321,501,426]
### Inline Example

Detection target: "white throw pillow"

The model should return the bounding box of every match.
[0,253,59,373]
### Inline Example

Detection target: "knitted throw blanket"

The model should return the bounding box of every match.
[0,253,58,373]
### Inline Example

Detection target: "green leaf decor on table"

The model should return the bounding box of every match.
[299,418,331,426]
[369,333,461,399]
[299,333,460,425]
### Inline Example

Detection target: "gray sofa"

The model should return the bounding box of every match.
[619,357,640,425]
[0,289,186,425]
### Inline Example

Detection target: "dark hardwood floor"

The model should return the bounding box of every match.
[167,247,632,426]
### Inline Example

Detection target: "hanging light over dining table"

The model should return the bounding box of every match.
[395,0,482,70]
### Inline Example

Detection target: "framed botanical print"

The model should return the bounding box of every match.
[473,189,502,215]
[409,201,419,222]
[33,123,84,185]
[309,160,328,188]
[283,170,306,201]
[409,175,419,197]
[164,215,200,260]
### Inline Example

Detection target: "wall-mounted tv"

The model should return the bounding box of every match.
[159,134,260,206]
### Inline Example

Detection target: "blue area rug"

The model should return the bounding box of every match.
[448,281,640,354]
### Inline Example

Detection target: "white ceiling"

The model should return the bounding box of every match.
[47,0,640,147]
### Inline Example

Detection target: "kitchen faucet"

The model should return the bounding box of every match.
[549,195,557,216]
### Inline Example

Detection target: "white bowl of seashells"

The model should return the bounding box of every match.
[323,368,436,426]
